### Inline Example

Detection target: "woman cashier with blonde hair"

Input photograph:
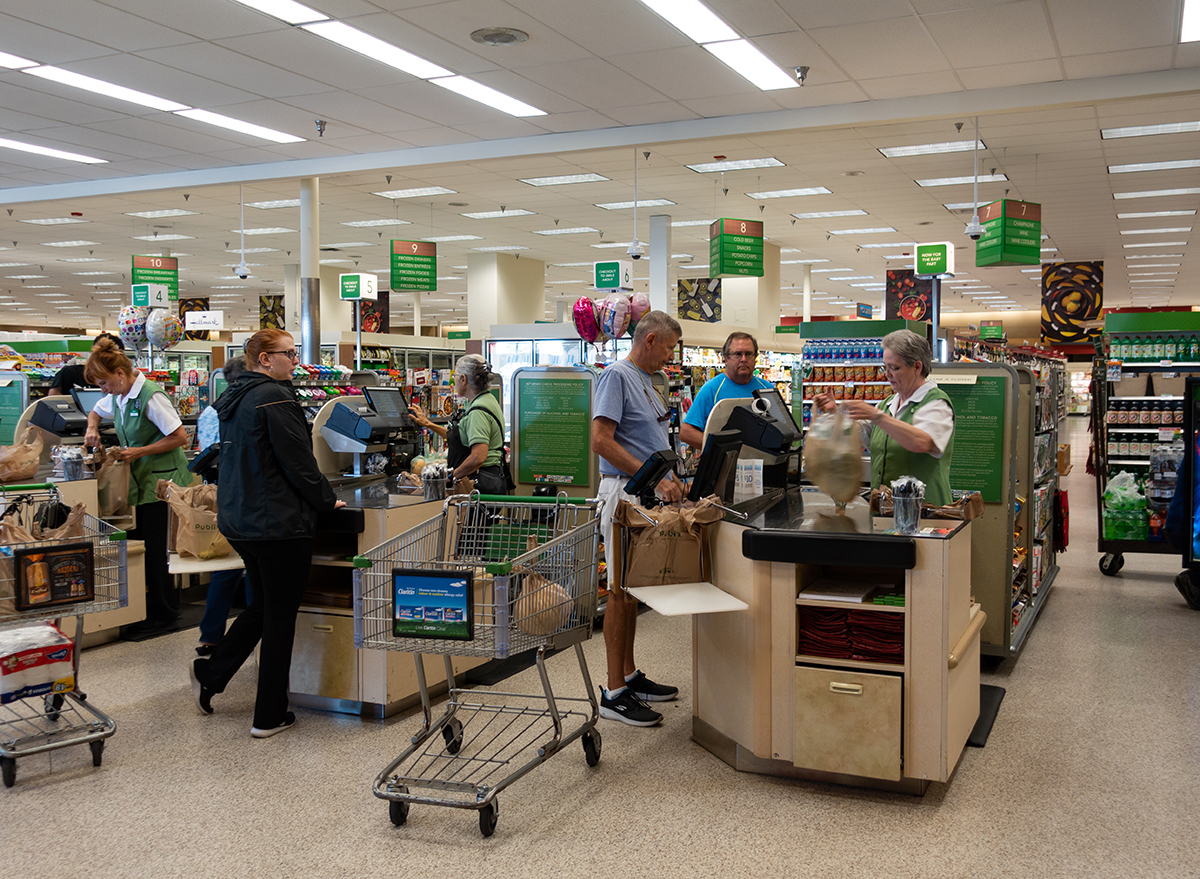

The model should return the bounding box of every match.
[84,336,192,639]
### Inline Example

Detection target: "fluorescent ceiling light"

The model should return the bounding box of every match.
[781,258,829,264]
[1129,263,1181,267]
[850,283,884,288]
[883,254,913,260]
[592,242,634,249]
[1121,227,1192,234]
[1041,247,1058,252]
[72,271,117,276]
[687,158,784,173]
[1109,158,1200,174]
[1184,0,1200,42]
[125,209,197,219]
[0,136,107,164]
[40,240,99,247]
[1113,187,1200,199]
[970,295,1008,299]
[860,242,914,249]
[545,279,585,284]
[879,140,984,158]
[247,199,301,209]
[0,263,30,267]
[520,173,609,186]
[595,199,676,210]
[5,275,46,279]
[80,282,119,287]
[302,20,450,78]
[132,233,192,241]
[792,210,866,219]
[828,227,896,235]
[1117,210,1196,219]
[1104,121,1200,139]
[552,262,592,267]
[318,258,353,264]
[229,0,327,24]
[916,174,1007,187]
[25,65,187,111]
[672,253,694,260]
[703,40,799,90]
[812,268,852,272]
[320,242,375,248]
[533,227,599,235]
[745,187,830,199]
[0,51,35,69]
[422,235,483,242]
[1020,268,1042,273]
[57,257,103,262]
[227,247,279,253]
[943,202,990,211]
[342,219,410,227]
[637,0,738,42]
[671,219,714,227]
[430,76,545,117]
[461,209,535,219]
[235,227,294,235]
[473,245,529,252]
[374,186,456,199]
[174,109,303,143]
[211,285,248,289]
[22,286,59,289]
[829,276,875,281]
[1123,241,1187,248]
[1129,271,1178,276]
[1126,253,1184,258]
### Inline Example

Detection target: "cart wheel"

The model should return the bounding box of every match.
[479,800,498,837]
[443,718,464,755]
[1099,553,1125,576]
[388,799,409,827]
[583,729,602,767]
[1,756,14,788]
[44,693,64,722]
[89,740,104,767]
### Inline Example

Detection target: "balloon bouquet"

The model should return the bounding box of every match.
[118,305,185,371]
[573,292,651,363]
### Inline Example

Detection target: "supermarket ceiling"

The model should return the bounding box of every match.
[1,0,1200,331]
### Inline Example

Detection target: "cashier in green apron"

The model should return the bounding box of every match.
[814,329,955,506]
[83,336,192,638]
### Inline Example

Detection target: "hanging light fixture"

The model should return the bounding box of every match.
[964,117,984,240]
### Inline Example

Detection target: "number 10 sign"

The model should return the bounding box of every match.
[390,239,437,292]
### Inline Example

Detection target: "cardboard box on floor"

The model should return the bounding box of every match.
[1057,443,1072,476]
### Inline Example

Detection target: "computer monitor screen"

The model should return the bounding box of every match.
[71,388,105,415]
[362,386,409,420]
[753,386,802,444]
[1185,377,1200,566]
[688,429,743,503]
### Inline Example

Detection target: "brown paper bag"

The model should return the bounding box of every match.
[0,517,39,616]
[0,427,43,484]
[33,502,87,541]
[156,480,232,560]
[614,497,724,589]
[514,570,572,636]
[93,446,131,518]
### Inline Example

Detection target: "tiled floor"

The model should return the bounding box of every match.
[5,417,1198,878]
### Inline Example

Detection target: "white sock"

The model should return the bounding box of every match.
[624,669,640,683]
[606,685,628,699]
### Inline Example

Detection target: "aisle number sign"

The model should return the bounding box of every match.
[915,242,955,278]
[391,240,437,292]
[975,200,1041,267]
[131,255,178,301]
[339,272,378,301]
[594,260,632,291]
[709,218,764,278]
[980,321,1004,340]
[131,283,171,308]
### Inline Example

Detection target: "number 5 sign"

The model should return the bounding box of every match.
[339,272,378,301]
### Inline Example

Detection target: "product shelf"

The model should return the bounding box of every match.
[795,597,904,613]
[794,655,902,673]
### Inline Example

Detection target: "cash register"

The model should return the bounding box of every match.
[701,387,801,491]
[319,386,414,478]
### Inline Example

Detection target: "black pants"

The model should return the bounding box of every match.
[196,537,313,729]
[129,500,175,623]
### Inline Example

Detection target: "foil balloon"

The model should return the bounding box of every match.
[573,296,600,343]
[627,292,651,334]
[118,305,149,350]
[145,309,185,349]
[599,293,631,340]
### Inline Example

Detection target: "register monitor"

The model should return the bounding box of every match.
[688,430,742,503]
[71,388,106,418]
[362,386,410,426]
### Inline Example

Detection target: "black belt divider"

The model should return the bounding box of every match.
[741,528,916,569]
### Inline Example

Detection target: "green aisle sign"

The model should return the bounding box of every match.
[391,240,437,292]
[709,218,764,278]
[516,376,592,485]
[132,255,178,301]
[448,330,471,340]
[975,200,1041,267]
[935,374,1006,502]
[980,322,1004,340]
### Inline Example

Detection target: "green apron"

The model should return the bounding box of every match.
[115,378,192,506]
[869,386,955,506]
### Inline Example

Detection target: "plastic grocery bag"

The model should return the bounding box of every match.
[1102,470,1145,509]
[93,446,130,518]
[0,427,43,484]
[803,408,863,506]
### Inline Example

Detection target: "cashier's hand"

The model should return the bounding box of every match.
[813,392,838,414]
[840,400,883,424]
[408,403,432,428]
[115,446,144,463]
[656,475,683,504]
[84,428,101,449]
[334,500,347,509]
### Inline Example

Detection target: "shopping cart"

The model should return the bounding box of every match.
[353,493,602,837]
[0,483,127,788]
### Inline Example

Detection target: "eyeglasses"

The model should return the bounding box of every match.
[268,349,299,360]
[725,351,757,360]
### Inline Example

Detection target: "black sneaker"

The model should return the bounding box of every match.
[599,687,662,727]
[189,660,214,715]
[251,712,296,739]
[1175,571,1200,611]
[626,670,678,703]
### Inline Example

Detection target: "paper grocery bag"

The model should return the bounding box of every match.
[614,497,724,590]
[156,480,233,560]
[93,446,131,518]
[0,427,43,484]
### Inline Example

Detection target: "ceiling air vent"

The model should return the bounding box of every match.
[470,27,529,46]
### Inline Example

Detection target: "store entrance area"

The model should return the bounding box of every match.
[6,420,1196,876]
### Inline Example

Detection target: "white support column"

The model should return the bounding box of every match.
[803,264,812,322]
[299,177,320,363]
[413,291,422,336]
[649,213,672,313]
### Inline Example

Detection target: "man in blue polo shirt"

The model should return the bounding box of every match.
[679,332,774,449]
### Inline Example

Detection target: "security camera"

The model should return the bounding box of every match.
[964,215,984,241]
[236,260,250,279]
[627,239,646,260]
[794,66,809,84]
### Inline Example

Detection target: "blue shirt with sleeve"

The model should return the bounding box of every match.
[683,372,775,433]
[593,357,672,478]
[196,405,219,450]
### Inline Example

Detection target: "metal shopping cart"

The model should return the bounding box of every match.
[0,483,127,788]
[353,493,601,837]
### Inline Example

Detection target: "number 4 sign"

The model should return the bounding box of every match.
[131,283,171,308]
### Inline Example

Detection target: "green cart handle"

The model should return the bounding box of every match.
[0,482,57,492]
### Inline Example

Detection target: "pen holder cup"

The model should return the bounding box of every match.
[893,497,923,534]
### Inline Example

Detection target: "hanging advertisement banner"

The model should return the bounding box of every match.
[884,269,932,321]
[677,278,722,323]
[352,288,390,333]
[178,297,211,340]
[260,295,285,330]
[1041,261,1103,344]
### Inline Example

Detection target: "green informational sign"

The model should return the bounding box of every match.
[339,272,377,301]
[937,375,1006,502]
[915,242,954,277]
[980,323,1004,340]
[594,260,632,291]
[448,330,471,340]
[0,374,27,445]
[975,200,1040,267]
[775,325,800,334]
[516,376,592,485]
[132,255,179,301]
[391,240,437,292]
[709,218,764,278]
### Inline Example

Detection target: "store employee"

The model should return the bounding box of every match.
[679,332,776,450]
[814,329,955,505]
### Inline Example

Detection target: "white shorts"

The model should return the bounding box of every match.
[598,475,637,593]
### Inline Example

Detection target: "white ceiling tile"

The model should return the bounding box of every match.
[495,57,669,110]
[82,115,266,154]
[678,91,788,118]
[613,45,770,101]
[135,42,336,100]
[528,109,623,134]
[2,1,197,54]
[603,101,702,126]
[1045,0,1181,54]
[50,53,261,109]
[1062,47,1175,79]
[910,0,1017,11]
[807,19,951,80]
[507,0,693,55]
[212,30,416,93]
[922,0,1057,67]
[858,71,964,101]
[769,81,872,109]
[0,13,119,64]
[0,80,127,126]
[958,59,1064,90]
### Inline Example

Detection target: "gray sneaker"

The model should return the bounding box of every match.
[599,687,662,727]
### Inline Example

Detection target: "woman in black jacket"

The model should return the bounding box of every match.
[190,329,343,738]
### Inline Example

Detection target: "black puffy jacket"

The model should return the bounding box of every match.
[214,371,337,541]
